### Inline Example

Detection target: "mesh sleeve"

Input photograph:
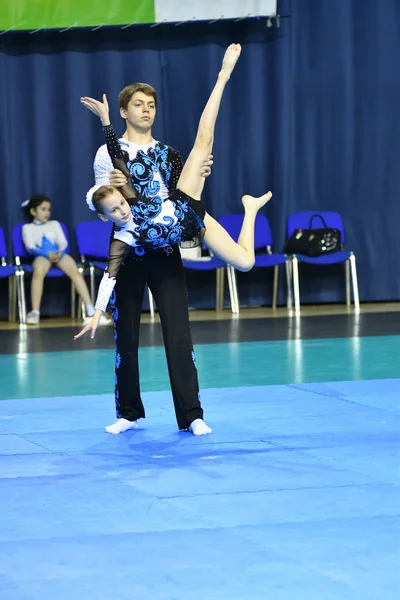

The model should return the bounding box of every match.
[94,239,132,312]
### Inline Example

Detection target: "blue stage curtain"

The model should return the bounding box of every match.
[0,1,400,316]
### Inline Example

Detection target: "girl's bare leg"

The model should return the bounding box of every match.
[177,44,241,200]
[31,256,52,311]
[56,254,93,308]
[203,192,273,271]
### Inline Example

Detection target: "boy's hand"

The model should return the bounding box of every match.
[201,154,213,178]
[80,94,110,126]
[109,168,128,187]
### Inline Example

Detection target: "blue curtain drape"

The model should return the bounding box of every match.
[1,0,400,316]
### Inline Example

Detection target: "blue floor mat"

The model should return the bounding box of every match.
[0,379,399,599]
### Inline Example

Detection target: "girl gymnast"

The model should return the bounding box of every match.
[22,195,109,326]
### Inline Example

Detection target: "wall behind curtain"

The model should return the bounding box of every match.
[1,0,400,316]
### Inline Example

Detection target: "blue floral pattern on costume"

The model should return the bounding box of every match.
[110,290,121,413]
[104,125,202,255]
[115,388,121,415]
[126,144,171,206]
[110,290,119,340]
[114,190,205,251]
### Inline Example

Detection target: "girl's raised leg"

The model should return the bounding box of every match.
[203,192,273,272]
[176,44,241,200]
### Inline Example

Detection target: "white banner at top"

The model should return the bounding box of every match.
[155,0,278,23]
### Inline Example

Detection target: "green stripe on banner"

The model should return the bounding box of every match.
[0,0,155,31]
[0,0,277,31]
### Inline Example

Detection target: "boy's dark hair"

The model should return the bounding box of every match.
[118,83,158,115]
[22,194,51,220]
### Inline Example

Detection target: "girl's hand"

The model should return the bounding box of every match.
[74,310,102,340]
[80,94,110,126]
[48,250,61,263]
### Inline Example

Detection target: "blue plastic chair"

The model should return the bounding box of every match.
[286,211,359,312]
[182,251,236,312]
[12,222,79,323]
[75,220,155,318]
[0,227,22,322]
[75,220,112,302]
[218,214,290,311]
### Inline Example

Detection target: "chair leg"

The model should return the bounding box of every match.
[227,265,239,314]
[345,260,351,306]
[78,265,85,320]
[227,266,235,313]
[285,260,292,310]
[231,267,240,314]
[71,283,76,319]
[349,253,360,312]
[90,265,95,304]
[78,298,84,320]
[216,267,224,311]
[8,275,17,322]
[18,270,27,324]
[292,255,300,313]
[148,287,155,319]
[272,265,279,309]
[16,272,24,324]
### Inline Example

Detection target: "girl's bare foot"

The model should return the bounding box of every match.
[242,191,273,212]
[221,44,242,78]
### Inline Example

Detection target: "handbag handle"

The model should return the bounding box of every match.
[309,213,328,228]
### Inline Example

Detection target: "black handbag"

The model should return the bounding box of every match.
[284,214,342,257]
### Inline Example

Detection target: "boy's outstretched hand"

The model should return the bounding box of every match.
[80,94,110,126]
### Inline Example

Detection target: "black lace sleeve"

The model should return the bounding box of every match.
[106,238,132,278]
[102,124,136,198]
[94,239,132,312]
[102,123,122,157]
[167,147,184,193]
